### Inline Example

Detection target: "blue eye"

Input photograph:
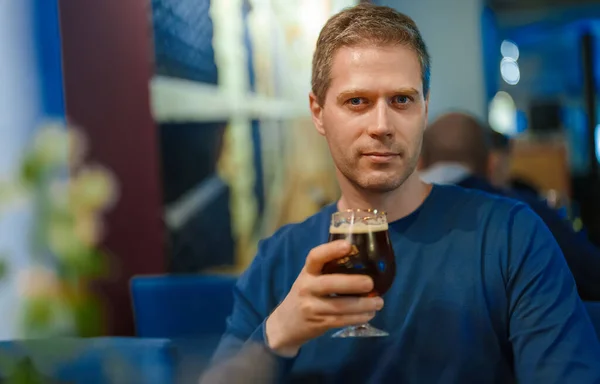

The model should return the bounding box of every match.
[349,97,363,105]
[393,95,410,104]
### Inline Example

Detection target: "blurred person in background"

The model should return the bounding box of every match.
[487,128,546,200]
[487,127,513,190]
[419,112,600,301]
[202,4,600,383]
[488,129,570,220]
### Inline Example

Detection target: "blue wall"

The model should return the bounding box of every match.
[482,7,600,174]
[32,0,65,119]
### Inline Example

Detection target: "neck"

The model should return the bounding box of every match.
[336,170,432,222]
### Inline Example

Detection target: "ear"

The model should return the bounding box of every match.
[423,92,430,119]
[309,92,326,136]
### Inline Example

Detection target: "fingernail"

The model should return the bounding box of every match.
[375,297,384,310]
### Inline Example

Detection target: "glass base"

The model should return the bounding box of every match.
[331,323,389,338]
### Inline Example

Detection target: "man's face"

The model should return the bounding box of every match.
[310,44,429,193]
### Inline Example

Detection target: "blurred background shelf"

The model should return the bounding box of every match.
[150,75,310,122]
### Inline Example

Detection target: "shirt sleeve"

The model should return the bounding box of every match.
[201,240,296,383]
[506,205,600,383]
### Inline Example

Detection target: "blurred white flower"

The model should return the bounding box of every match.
[70,165,118,213]
[48,179,69,209]
[32,123,70,168]
[74,212,104,247]
[67,128,88,168]
[17,266,60,299]
[47,219,86,258]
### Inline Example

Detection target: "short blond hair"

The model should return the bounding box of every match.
[311,3,431,106]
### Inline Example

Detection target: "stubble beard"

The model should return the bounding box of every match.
[339,151,419,194]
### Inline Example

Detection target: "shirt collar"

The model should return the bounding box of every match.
[419,162,472,185]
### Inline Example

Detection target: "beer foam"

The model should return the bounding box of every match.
[329,222,388,234]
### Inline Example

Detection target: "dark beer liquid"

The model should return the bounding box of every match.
[322,227,396,296]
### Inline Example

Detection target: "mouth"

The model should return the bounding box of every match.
[362,152,400,163]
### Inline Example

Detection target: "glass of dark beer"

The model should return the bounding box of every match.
[322,209,396,338]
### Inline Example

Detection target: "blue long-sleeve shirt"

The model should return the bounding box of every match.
[209,184,600,383]
[457,175,600,301]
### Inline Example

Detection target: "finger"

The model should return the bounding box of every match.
[310,274,373,296]
[305,240,352,275]
[314,296,384,315]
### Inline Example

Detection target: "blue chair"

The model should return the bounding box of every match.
[130,274,237,339]
[0,337,175,384]
[130,274,238,382]
[585,301,600,340]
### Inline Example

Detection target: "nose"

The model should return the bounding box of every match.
[366,100,393,138]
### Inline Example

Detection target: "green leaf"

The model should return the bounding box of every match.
[19,155,44,187]
[0,257,7,281]
[60,248,108,279]
[5,357,46,384]
[73,296,104,337]
[22,298,54,334]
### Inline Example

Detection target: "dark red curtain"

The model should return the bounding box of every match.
[58,0,165,336]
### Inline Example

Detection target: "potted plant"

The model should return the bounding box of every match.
[0,122,118,382]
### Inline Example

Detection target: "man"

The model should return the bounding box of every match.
[419,112,600,301]
[204,4,600,383]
